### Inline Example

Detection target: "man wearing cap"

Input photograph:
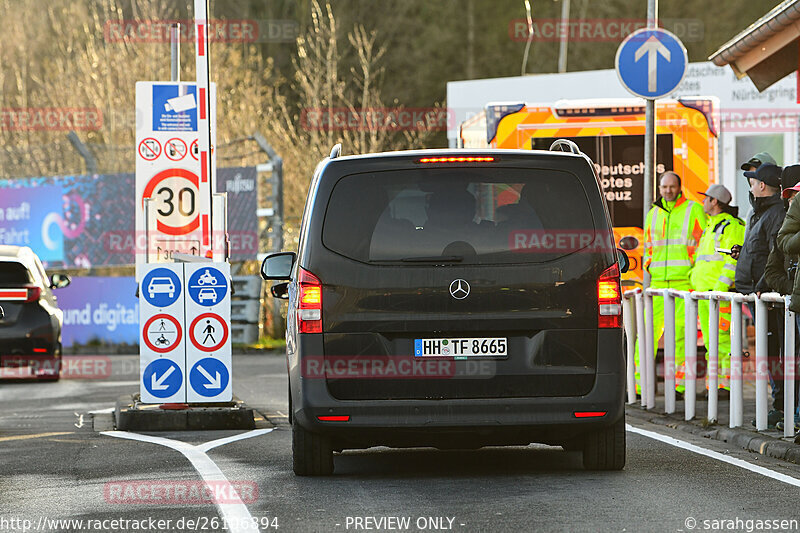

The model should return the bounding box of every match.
[689,184,745,395]
[637,171,706,394]
[736,162,787,425]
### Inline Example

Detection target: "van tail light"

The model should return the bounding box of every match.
[297,268,322,334]
[598,264,622,328]
[25,285,42,303]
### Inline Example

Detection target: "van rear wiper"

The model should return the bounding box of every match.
[400,255,464,263]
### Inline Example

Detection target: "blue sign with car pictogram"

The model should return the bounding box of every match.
[187,267,228,306]
[142,358,183,399]
[189,357,230,397]
[141,267,182,307]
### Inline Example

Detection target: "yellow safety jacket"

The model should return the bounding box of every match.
[689,212,746,292]
[644,193,706,281]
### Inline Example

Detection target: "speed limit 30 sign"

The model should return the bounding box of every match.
[135,81,217,270]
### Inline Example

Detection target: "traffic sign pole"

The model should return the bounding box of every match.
[643,0,657,288]
[195,0,216,259]
[615,3,687,290]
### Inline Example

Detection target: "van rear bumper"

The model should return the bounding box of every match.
[289,330,625,446]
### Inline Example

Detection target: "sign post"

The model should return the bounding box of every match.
[615,19,687,288]
[135,0,232,408]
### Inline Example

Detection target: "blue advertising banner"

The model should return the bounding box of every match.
[0,185,64,261]
[0,166,257,267]
[58,276,139,347]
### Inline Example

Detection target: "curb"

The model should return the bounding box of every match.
[625,405,800,465]
[115,394,257,431]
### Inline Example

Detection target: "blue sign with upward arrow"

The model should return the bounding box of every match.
[615,28,687,99]
[142,359,183,399]
[189,358,229,397]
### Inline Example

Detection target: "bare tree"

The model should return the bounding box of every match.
[266,0,438,222]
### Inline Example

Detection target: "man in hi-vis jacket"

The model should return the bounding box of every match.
[689,184,745,396]
[636,172,706,395]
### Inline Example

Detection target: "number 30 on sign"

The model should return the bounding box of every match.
[142,168,200,235]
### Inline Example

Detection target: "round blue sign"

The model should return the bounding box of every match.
[187,267,228,306]
[142,359,183,398]
[189,358,230,397]
[142,267,182,308]
[615,28,687,99]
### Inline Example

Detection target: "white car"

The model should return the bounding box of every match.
[198,287,217,303]
[148,277,175,299]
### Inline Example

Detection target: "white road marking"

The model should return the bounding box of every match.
[627,424,800,488]
[88,407,116,414]
[103,429,274,533]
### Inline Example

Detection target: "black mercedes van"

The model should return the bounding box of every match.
[262,143,629,475]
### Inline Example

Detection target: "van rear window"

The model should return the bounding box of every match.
[322,167,602,264]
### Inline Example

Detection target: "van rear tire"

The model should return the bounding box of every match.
[292,423,334,476]
[582,416,626,471]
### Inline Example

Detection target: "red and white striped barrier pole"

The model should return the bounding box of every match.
[195,0,213,258]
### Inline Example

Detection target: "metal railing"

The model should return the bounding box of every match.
[624,287,796,438]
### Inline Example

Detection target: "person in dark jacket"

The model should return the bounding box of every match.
[736,163,787,427]
[759,165,800,297]
[764,167,800,432]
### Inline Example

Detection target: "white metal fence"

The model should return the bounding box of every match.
[623,288,796,438]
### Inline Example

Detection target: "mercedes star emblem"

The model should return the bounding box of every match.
[449,279,470,300]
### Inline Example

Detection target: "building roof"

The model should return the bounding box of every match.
[709,0,800,91]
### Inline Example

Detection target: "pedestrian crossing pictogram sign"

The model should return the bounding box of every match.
[189,312,229,352]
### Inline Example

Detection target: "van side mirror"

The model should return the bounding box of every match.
[616,248,630,274]
[50,273,71,289]
[271,282,290,299]
[261,252,296,280]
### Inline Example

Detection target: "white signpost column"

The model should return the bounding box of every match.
[184,262,232,402]
[138,263,186,403]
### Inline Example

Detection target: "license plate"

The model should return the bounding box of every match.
[414,337,507,358]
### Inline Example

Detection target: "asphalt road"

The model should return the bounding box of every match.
[2,353,800,533]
